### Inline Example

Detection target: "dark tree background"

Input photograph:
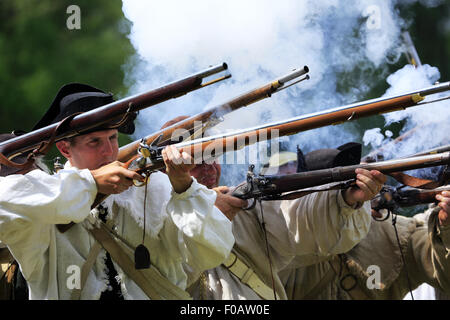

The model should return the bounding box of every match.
[0,0,134,147]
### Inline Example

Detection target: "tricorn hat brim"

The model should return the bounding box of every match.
[32,83,135,135]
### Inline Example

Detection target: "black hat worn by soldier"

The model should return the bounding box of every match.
[297,142,362,172]
[32,82,136,134]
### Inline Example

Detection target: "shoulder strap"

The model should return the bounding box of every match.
[88,222,192,300]
[71,242,102,300]
[301,255,371,300]
[222,252,280,300]
[328,255,370,300]
[301,262,336,299]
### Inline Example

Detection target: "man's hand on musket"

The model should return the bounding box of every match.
[162,145,195,193]
[90,161,144,195]
[213,186,248,221]
[343,169,387,207]
[435,191,450,226]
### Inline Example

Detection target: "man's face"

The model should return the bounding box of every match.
[189,161,221,189]
[57,129,119,170]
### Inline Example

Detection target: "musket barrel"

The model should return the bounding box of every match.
[118,66,311,162]
[194,63,228,79]
[266,152,450,193]
[170,81,450,158]
[411,144,450,157]
[277,66,309,85]
[0,64,230,160]
[417,82,450,96]
[123,80,450,175]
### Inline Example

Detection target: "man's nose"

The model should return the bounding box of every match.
[102,140,114,156]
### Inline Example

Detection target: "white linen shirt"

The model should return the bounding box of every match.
[189,189,372,300]
[0,165,234,299]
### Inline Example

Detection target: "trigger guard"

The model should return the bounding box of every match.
[133,173,149,187]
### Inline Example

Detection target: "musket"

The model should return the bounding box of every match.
[117,66,310,162]
[408,143,450,157]
[371,185,450,212]
[231,152,450,204]
[0,63,230,164]
[402,31,422,68]
[124,81,450,175]
[361,121,450,163]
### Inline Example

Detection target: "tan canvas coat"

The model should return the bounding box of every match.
[280,206,450,299]
[188,189,372,300]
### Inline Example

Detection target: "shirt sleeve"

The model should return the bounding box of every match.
[166,177,234,272]
[405,207,450,293]
[276,189,371,257]
[0,168,97,243]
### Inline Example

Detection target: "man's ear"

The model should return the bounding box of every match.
[55,140,71,159]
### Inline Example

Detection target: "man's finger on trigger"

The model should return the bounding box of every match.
[122,168,144,182]
[132,172,145,182]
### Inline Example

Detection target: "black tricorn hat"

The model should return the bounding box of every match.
[32,83,135,135]
[302,142,362,171]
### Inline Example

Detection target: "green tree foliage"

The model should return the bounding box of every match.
[0,0,135,134]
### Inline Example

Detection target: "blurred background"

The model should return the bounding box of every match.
[1,0,450,196]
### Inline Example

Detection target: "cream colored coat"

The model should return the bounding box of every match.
[280,206,450,299]
[0,167,234,300]
[188,189,372,300]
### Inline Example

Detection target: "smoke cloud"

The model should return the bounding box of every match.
[121,0,448,184]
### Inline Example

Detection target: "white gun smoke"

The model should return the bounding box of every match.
[121,0,447,185]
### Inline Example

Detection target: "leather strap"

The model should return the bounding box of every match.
[301,263,337,300]
[70,242,102,300]
[222,252,279,300]
[328,255,370,300]
[87,222,191,300]
[300,255,370,300]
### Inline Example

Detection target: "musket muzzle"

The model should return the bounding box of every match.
[278,66,309,85]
